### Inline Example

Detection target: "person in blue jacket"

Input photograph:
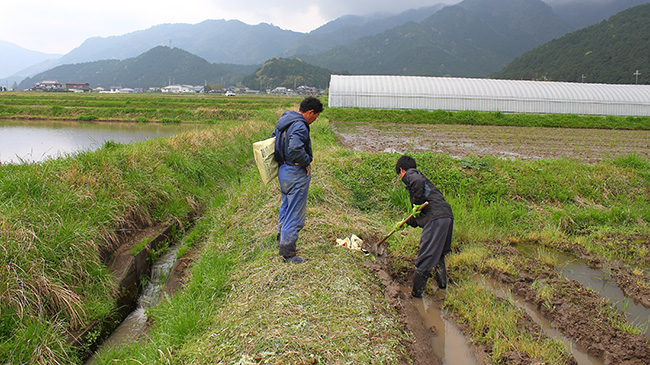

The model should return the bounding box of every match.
[395,155,454,297]
[272,97,323,263]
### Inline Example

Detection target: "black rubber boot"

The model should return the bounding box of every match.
[434,257,447,289]
[283,255,307,264]
[411,269,430,298]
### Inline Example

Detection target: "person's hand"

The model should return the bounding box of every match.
[296,163,311,176]
[394,221,406,231]
[412,204,424,217]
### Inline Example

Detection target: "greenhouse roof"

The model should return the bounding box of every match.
[328,75,650,117]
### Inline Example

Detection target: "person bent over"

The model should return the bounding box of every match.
[395,155,454,297]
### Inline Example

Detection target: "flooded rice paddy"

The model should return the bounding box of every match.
[332,121,650,163]
[0,120,201,164]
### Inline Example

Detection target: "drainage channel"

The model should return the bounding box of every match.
[400,286,478,365]
[479,276,602,365]
[85,243,181,364]
[516,244,650,338]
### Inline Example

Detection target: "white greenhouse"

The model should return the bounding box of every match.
[328,75,650,117]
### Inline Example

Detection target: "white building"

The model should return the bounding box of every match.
[162,84,203,93]
[328,75,650,117]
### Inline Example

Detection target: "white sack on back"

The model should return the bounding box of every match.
[252,136,278,184]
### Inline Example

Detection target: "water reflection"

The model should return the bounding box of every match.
[516,244,650,338]
[400,286,477,365]
[0,120,200,164]
[480,276,602,365]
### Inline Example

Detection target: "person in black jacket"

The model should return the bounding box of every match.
[271,97,323,263]
[395,155,454,297]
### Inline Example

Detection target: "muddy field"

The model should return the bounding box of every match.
[332,121,650,163]
[333,121,650,364]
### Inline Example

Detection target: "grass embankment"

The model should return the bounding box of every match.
[0,92,299,123]
[0,115,274,363]
[93,119,411,364]
[96,121,648,363]
[327,106,650,130]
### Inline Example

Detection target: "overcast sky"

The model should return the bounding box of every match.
[2,0,626,55]
[1,0,465,55]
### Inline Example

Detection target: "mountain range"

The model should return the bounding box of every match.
[3,0,649,89]
[492,2,650,84]
[301,0,573,77]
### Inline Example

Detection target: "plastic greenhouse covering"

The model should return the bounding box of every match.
[328,75,650,117]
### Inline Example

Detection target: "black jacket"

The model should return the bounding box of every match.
[401,168,453,228]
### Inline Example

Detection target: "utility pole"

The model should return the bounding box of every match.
[634,70,641,84]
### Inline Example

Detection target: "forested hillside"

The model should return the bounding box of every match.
[240,58,336,90]
[492,3,650,84]
[18,47,256,90]
[302,0,571,77]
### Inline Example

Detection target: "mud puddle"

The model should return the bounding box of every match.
[516,244,650,338]
[480,276,602,365]
[400,285,477,365]
[85,243,181,364]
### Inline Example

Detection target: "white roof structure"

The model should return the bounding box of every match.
[328,75,650,117]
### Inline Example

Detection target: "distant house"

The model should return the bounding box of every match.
[32,80,64,91]
[296,85,318,95]
[271,87,288,95]
[162,84,203,93]
[66,82,90,93]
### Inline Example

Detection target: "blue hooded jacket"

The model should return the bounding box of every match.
[272,111,312,168]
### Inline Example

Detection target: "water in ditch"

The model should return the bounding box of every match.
[479,276,602,365]
[400,286,478,365]
[85,244,181,364]
[516,243,650,338]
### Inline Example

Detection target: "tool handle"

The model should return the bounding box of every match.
[376,201,429,249]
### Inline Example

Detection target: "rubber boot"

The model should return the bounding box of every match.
[411,269,430,298]
[434,257,447,289]
[283,255,307,264]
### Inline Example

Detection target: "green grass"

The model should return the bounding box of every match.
[0,117,273,364]
[0,92,302,123]
[93,121,409,363]
[445,280,572,363]
[129,237,152,255]
[2,94,649,363]
[325,106,650,130]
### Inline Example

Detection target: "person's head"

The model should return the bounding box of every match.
[299,97,324,124]
[395,155,417,176]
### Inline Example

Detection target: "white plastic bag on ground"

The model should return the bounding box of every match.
[336,234,368,254]
[252,136,278,184]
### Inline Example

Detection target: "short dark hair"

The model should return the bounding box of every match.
[299,96,324,114]
[395,155,417,175]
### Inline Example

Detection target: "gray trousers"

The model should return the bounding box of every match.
[414,217,453,273]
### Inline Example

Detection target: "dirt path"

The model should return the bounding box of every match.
[332,122,650,163]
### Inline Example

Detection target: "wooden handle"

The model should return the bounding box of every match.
[375,201,429,254]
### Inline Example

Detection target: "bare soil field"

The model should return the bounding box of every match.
[332,121,650,163]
